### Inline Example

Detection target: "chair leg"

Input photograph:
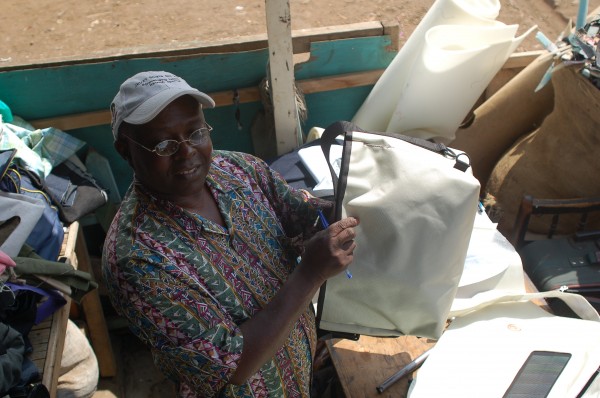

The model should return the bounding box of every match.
[510,195,534,249]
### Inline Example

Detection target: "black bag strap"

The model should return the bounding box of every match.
[0,149,17,180]
[320,121,357,221]
[320,121,472,218]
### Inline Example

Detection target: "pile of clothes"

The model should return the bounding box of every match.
[1,110,105,397]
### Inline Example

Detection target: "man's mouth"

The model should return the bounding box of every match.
[174,165,200,176]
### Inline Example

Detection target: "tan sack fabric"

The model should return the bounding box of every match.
[487,64,600,235]
[57,320,99,398]
[450,52,555,192]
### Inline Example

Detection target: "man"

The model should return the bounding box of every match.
[102,71,358,397]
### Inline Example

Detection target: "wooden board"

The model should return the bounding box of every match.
[73,224,117,377]
[28,69,386,132]
[326,335,435,398]
[266,0,303,155]
[27,224,76,396]
[27,220,117,395]
[0,21,393,72]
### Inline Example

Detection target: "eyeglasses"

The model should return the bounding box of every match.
[122,124,213,157]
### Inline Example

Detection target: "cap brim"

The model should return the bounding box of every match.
[123,88,215,125]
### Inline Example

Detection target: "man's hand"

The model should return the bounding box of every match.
[299,216,359,283]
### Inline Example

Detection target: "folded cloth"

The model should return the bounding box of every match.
[13,245,97,303]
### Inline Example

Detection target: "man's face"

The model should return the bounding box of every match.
[116,95,213,206]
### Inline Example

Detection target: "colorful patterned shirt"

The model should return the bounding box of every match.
[102,150,330,397]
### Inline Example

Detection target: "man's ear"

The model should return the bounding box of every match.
[114,137,131,163]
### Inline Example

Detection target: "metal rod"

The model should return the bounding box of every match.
[376,348,432,394]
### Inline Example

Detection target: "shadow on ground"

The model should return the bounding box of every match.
[93,329,176,398]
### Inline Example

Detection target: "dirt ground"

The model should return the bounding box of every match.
[2,0,600,68]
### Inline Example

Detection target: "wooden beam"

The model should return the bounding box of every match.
[501,50,545,70]
[297,69,383,94]
[265,0,302,155]
[0,21,393,72]
[74,225,117,377]
[29,69,385,131]
[291,21,387,54]
[30,110,110,132]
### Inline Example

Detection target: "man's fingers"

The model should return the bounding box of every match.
[329,217,359,235]
[329,218,357,253]
[340,238,355,251]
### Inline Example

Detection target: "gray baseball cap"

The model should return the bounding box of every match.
[110,71,215,140]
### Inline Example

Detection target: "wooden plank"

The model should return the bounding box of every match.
[501,50,545,70]
[382,20,401,53]
[29,69,384,131]
[326,335,435,398]
[298,69,383,94]
[291,21,387,54]
[74,225,118,377]
[265,0,302,155]
[61,222,79,264]
[25,220,119,394]
[27,223,80,396]
[32,110,110,133]
[2,22,396,168]
[0,21,390,72]
[30,344,49,362]
[43,297,70,397]
[29,324,51,339]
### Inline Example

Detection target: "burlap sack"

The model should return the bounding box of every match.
[57,320,99,398]
[487,64,600,235]
[450,52,555,193]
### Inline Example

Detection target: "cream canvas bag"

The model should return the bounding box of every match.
[316,121,480,339]
[409,291,600,397]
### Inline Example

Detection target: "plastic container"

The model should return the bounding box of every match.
[0,99,14,122]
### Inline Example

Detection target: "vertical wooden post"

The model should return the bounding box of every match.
[265,0,302,155]
[75,225,117,377]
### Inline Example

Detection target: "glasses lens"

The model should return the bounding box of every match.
[189,128,209,145]
[151,126,211,156]
[154,140,179,156]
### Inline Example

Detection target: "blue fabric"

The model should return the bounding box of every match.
[0,167,63,261]
[6,284,66,325]
[45,172,76,208]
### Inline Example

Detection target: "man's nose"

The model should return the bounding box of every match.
[174,139,197,157]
